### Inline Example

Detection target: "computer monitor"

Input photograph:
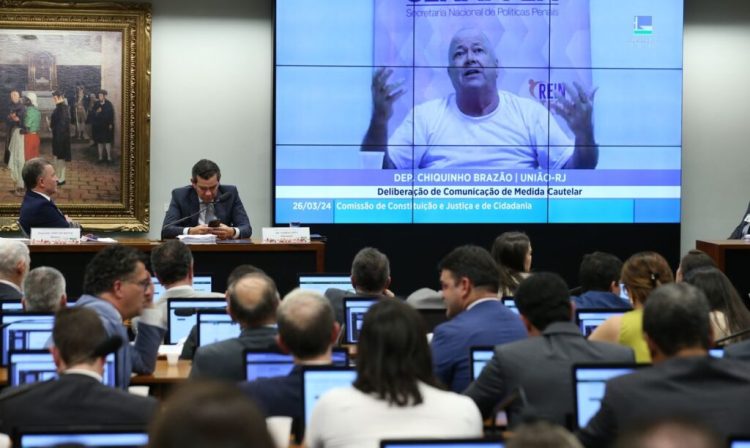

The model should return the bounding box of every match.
[470,346,494,381]
[9,350,117,387]
[343,297,377,344]
[573,363,641,429]
[152,274,213,301]
[709,347,724,358]
[15,428,148,447]
[302,366,356,427]
[196,310,240,347]
[501,298,519,315]
[1,301,23,311]
[1,311,54,366]
[244,348,349,381]
[575,309,629,337]
[381,440,505,448]
[729,438,750,448]
[297,273,352,295]
[166,298,226,345]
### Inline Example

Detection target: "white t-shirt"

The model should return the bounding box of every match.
[387,90,574,169]
[305,382,483,448]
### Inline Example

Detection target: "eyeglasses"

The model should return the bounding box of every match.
[124,277,152,292]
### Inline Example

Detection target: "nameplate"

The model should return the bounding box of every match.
[30,227,81,243]
[262,227,310,244]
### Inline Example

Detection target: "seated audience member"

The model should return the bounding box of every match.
[614,417,722,448]
[491,231,532,297]
[150,240,224,327]
[578,283,750,447]
[325,247,393,323]
[507,421,584,448]
[75,245,164,388]
[18,157,78,235]
[464,273,633,425]
[0,308,158,434]
[675,249,717,282]
[305,300,482,448]
[0,239,29,301]
[22,266,67,312]
[190,272,279,381]
[239,289,340,438]
[572,252,631,309]
[148,381,274,448]
[684,267,750,343]
[589,252,673,363]
[431,245,526,393]
[180,263,266,360]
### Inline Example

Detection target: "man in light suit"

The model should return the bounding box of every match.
[239,289,340,441]
[729,200,750,239]
[464,272,634,426]
[18,157,77,235]
[0,239,29,302]
[161,159,251,240]
[0,307,157,434]
[578,283,750,447]
[190,272,279,381]
[431,245,527,393]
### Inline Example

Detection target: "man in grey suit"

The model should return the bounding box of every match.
[464,272,634,427]
[324,247,393,323]
[190,272,279,381]
[578,283,750,447]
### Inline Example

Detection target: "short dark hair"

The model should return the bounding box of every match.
[151,240,193,285]
[22,157,52,190]
[148,381,274,448]
[643,283,711,356]
[507,422,583,448]
[51,90,64,97]
[438,245,499,292]
[227,273,279,327]
[277,289,335,359]
[615,416,722,448]
[98,89,108,96]
[491,231,531,294]
[351,247,390,293]
[679,250,717,278]
[83,245,147,296]
[620,252,674,305]
[515,272,571,331]
[191,159,221,182]
[353,299,439,407]
[579,252,623,292]
[53,307,107,366]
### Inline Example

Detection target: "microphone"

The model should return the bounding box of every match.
[715,327,750,345]
[0,317,51,331]
[161,192,232,229]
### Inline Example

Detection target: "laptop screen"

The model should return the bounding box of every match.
[298,273,352,295]
[709,347,724,358]
[470,346,494,380]
[152,275,213,301]
[573,364,638,429]
[501,298,519,315]
[302,367,356,426]
[9,351,117,387]
[729,439,750,448]
[575,310,628,337]
[196,311,240,347]
[343,298,377,344]
[166,298,226,345]
[1,312,54,366]
[1,301,23,311]
[245,348,349,381]
[381,440,505,448]
[17,430,148,447]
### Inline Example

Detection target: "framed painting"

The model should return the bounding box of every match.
[0,1,150,231]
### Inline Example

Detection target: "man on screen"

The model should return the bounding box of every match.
[362,28,598,170]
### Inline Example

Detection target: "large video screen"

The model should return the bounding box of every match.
[274,0,683,224]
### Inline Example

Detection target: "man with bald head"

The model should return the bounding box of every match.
[190,272,280,381]
[362,28,597,169]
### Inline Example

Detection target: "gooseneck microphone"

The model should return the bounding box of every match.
[161,192,232,229]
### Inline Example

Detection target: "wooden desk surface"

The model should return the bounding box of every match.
[130,359,191,385]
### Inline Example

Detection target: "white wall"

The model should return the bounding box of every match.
[144,0,749,252]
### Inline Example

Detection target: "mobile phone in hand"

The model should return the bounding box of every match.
[208,219,221,228]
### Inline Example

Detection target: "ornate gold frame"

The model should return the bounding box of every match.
[0,1,150,231]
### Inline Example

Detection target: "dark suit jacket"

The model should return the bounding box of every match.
[239,365,306,442]
[729,201,750,239]
[431,299,527,393]
[463,322,634,426]
[0,373,157,434]
[18,191,69,235]
[0,283,22,302]
[161,184,251,239]
[190,326,278,382]
[724,339,750,361]
[578,356,750,447]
